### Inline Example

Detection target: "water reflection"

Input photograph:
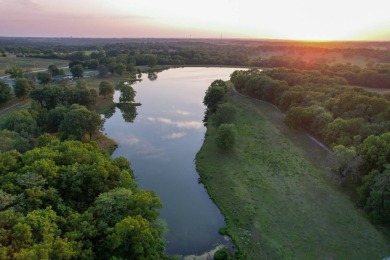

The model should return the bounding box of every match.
[148,72,158,81]
[117,103,138,123]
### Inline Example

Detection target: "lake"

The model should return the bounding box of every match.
[103,67,242,256]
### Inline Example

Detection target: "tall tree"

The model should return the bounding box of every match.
[99,81,115,99]
[36,72,52,84]
[70,64,84,78]
[14,79,35,100]
[0,81,12,105]
[119,84,136,103]
[58,105,103,140]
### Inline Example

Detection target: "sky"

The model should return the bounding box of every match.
[1,0,389,41]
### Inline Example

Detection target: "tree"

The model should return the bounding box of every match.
[358,165,390,224]
[70,64,84,78]
[98,65,109,78]
[48,64,63,76]
[0,130,30,152]
[332,145,361,183]
[114,63,126,76]
[58,105,103,140]
[145,54,157,68]
[2,110,40,138]
[215,124,237,150]
[99,81,115,99]
[14,78,34,100]
[106,215,164,260]
[210,79,227,91]
[0,81,12,105]
[119,84,136,103]
[203,86,225,114]
[46,106,67,133]
[214,103,237,126]
[5,66,24,78]
[36,72,52,84]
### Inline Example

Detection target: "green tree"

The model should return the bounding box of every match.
[0,130,30,152]
[36,71,52,84]
[145,54,157,68]
[5,66,24,78]
[99,81,115,99]
[203,85,225,114]
[2,110,40,138]
[214,103,237,126]
[215,124,237,150]
[58,105,103,140]
[0,81,12,105]
[106,215,164,260]
[48,64,63,76]
[98,65,109,78]
[114,63,126,76]
[70,64,84,78]
[119,84,136,103]
[358,132,390,173]
[46,106,67,133]
[358,165,390,224]
[210,79,227,91]
[332,145,361,183]
[14,78,34,100]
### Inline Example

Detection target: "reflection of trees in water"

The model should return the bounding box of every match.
[147,72,158,81]
[103,104,116,119]
[117,103,138,123]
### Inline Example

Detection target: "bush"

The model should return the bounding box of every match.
[215,124,236,151]
[214,247,233,260]
[214,103,237,126]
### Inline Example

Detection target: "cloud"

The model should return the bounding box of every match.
[176,110,191,116]
[176,121,203,129]
[154,117,203,129]
[157,118,173,124]
[164,132,187,140]
[111,133,140,146]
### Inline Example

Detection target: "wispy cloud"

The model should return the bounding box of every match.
[148,117,203,130]
[176,121,203,129]
[164,132,187,140]
[111,133,140,146]
[175,110,191,116]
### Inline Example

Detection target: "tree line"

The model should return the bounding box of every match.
[231,68,390,224]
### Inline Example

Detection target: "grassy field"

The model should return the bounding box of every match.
[0,55,68,75]
[196,89,390,259]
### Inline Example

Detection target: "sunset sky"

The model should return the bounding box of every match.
[1,0,389,41]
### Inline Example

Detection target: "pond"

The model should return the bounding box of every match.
[103,67,242,256]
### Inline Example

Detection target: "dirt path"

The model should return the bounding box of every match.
[0,100,28,115]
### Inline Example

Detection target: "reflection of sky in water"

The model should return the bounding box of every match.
[104,67,244,255]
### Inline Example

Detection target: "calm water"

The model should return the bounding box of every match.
[104,67,241,255]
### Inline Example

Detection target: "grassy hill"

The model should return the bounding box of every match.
[196,88,390,259]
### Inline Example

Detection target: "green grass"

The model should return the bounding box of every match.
[196,89,390,259]
[0,55,68,75]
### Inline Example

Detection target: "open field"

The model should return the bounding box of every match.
[0,55,68,75]
[196,88,390,259]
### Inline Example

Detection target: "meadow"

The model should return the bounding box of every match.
[0,55,68,75]
[196,88,390,259]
